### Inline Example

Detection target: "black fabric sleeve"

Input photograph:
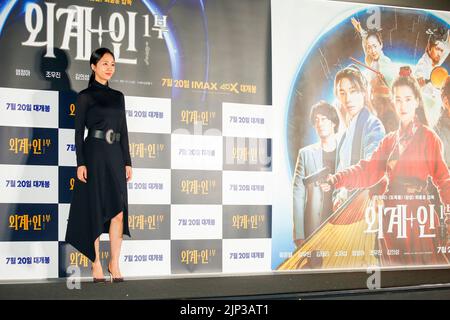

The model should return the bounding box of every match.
[120,93,132,166]
[74,92,88,167]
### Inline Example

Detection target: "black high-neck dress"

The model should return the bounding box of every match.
[65,80,132,262]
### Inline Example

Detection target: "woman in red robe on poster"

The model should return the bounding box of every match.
[326,67,450,266]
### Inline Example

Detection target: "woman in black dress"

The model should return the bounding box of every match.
[66,48,132,282]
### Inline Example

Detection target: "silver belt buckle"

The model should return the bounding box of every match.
[105,129,115,144]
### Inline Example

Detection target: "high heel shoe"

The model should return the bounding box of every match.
[108,267,124,283]
[91,267,106,283]
[93,277,106,283]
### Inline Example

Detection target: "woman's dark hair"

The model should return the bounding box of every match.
[88,47,115,87]
[391,66,428,126]
[427,26,447,51]
[310,100,340,133]
[366,29,383,46]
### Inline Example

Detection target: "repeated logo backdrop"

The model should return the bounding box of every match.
[0,0,272,280]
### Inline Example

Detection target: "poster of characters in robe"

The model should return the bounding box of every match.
[272,0,450,271]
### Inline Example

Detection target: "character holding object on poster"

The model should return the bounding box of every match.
[324,67,450,266]
[292,102,339,247]
[351,17,398,133]
[414,27,450,129]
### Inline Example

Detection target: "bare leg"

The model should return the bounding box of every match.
[109,211,124,278]
[92,237,104,279]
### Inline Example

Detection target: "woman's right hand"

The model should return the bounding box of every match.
[77,165,87,183]
[327,174,338,186]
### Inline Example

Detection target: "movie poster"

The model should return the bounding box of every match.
[272,0,450,271]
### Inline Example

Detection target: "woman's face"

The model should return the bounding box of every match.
[393,85,418,126]
[366,35,382,61]
[91,53,115,84]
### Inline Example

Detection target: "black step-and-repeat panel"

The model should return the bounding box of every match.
[0,0,272,280]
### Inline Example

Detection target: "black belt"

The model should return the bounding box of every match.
[88,129,121,144]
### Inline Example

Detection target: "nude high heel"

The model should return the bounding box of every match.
[91,266,106,283]
[108,264,124,283]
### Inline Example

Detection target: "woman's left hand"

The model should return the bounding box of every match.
[126,166,133,182]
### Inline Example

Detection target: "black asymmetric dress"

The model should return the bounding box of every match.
[65,80,132,262]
